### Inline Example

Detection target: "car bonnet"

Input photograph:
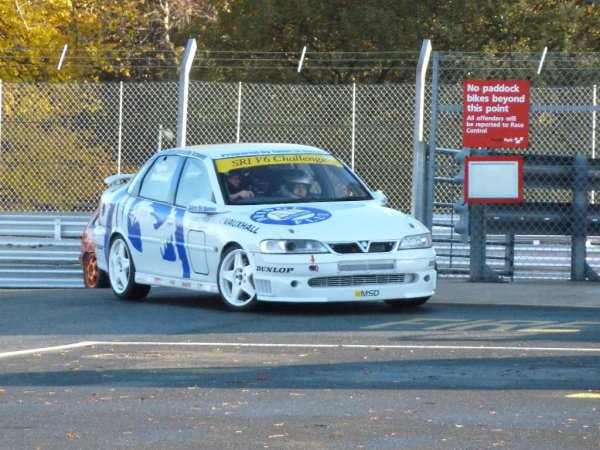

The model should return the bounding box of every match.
[224,201,428,241]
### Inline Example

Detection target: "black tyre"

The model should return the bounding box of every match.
[384,296,430,309]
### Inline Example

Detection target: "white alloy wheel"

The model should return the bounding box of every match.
[217,246,257,311]
[108,236,150,300]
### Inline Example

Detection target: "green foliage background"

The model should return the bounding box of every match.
[0,1,598,83]
[0,1,598,211]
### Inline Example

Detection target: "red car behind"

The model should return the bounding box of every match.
[79,209,109,288]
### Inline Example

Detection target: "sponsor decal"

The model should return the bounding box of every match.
[215,153,342,173]
[223,218,260,234]
[256,266,294,273]
[251,206,331,225]
[355,289,380,298]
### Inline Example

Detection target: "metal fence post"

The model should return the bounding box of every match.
[593,85,597,204]
[593,84,597,159]
[176,38,197,147]
[411,39,432,223]
[351,83,356,171]
[425,51,440,230]
[236,82,242,143]
[117,81,123,175]
[0,80,3,161]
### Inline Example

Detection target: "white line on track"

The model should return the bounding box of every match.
[1,340,599,359]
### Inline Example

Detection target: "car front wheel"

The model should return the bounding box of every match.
[217,245,258,311]
[108,236,150,300]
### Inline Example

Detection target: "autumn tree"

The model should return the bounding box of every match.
[0,0,214,82]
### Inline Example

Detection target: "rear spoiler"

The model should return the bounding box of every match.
[104,174,134,187]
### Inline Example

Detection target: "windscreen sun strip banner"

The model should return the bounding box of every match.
[215,154,343,173]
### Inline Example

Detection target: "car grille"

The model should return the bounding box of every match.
[337,260,395,272]
[328,241,396,254]
[308,274,409,288]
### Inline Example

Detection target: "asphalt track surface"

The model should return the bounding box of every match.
[0,280,598,449]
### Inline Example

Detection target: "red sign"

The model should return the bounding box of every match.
[462,79,530,148]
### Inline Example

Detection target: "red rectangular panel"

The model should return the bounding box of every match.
[464,156,523,204]
[462,80,530,149]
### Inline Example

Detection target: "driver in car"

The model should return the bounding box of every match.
[226,170,254,202]
[279,170,313,199]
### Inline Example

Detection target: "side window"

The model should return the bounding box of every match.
[175,158,214,207]
[138,155,181,203]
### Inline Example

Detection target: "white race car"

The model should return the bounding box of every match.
[94,143,436,311]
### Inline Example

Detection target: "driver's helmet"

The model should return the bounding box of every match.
[281,169,313,198]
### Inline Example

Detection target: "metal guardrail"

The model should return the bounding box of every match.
[0,212,88,288]
[433,223,600,280]
[0,212,598,288]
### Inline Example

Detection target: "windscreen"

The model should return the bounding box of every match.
[215,153,373,205]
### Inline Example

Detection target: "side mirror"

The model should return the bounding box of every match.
[372,190,388,206]
[187,199,222,214]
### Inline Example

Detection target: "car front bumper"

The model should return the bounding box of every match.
[251,250,437,303]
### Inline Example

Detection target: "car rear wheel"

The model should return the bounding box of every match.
[83,252,109,288]
[217,245,258,311]
[108,236,150,300]
[384,297,430,309]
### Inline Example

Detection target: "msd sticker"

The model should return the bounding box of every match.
[251,207,331,225]
[355,289,380,298]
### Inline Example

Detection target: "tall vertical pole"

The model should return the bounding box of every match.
[351,83,356,171]
[0,80,3,163]
[425,52,440,230]
[593,85,598,159]
[176,38,197,147]
[411,39,432,222]
[592,85,597,203]
[117,81,123,175]
[157,124,163,152]
[236,82,242,143]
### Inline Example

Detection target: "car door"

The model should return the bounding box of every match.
[173,157,216,276]
[132,154,184,277]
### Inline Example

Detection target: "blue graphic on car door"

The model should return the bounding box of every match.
[174,207,190,278]
[103,189,128,263]
[126,200,190,279]
[127,197,143,252]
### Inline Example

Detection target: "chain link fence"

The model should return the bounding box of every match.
[0,81,416,212]
[428,53,600,280]
[1,51,598,281]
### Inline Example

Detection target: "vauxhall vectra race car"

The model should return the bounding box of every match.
[94,143,436,311]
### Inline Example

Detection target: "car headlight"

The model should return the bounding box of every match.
[399,233,432,249]
[260,239,329,254]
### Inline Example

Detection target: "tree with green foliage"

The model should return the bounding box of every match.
[1,0,598,83]
[182,0,599,83]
